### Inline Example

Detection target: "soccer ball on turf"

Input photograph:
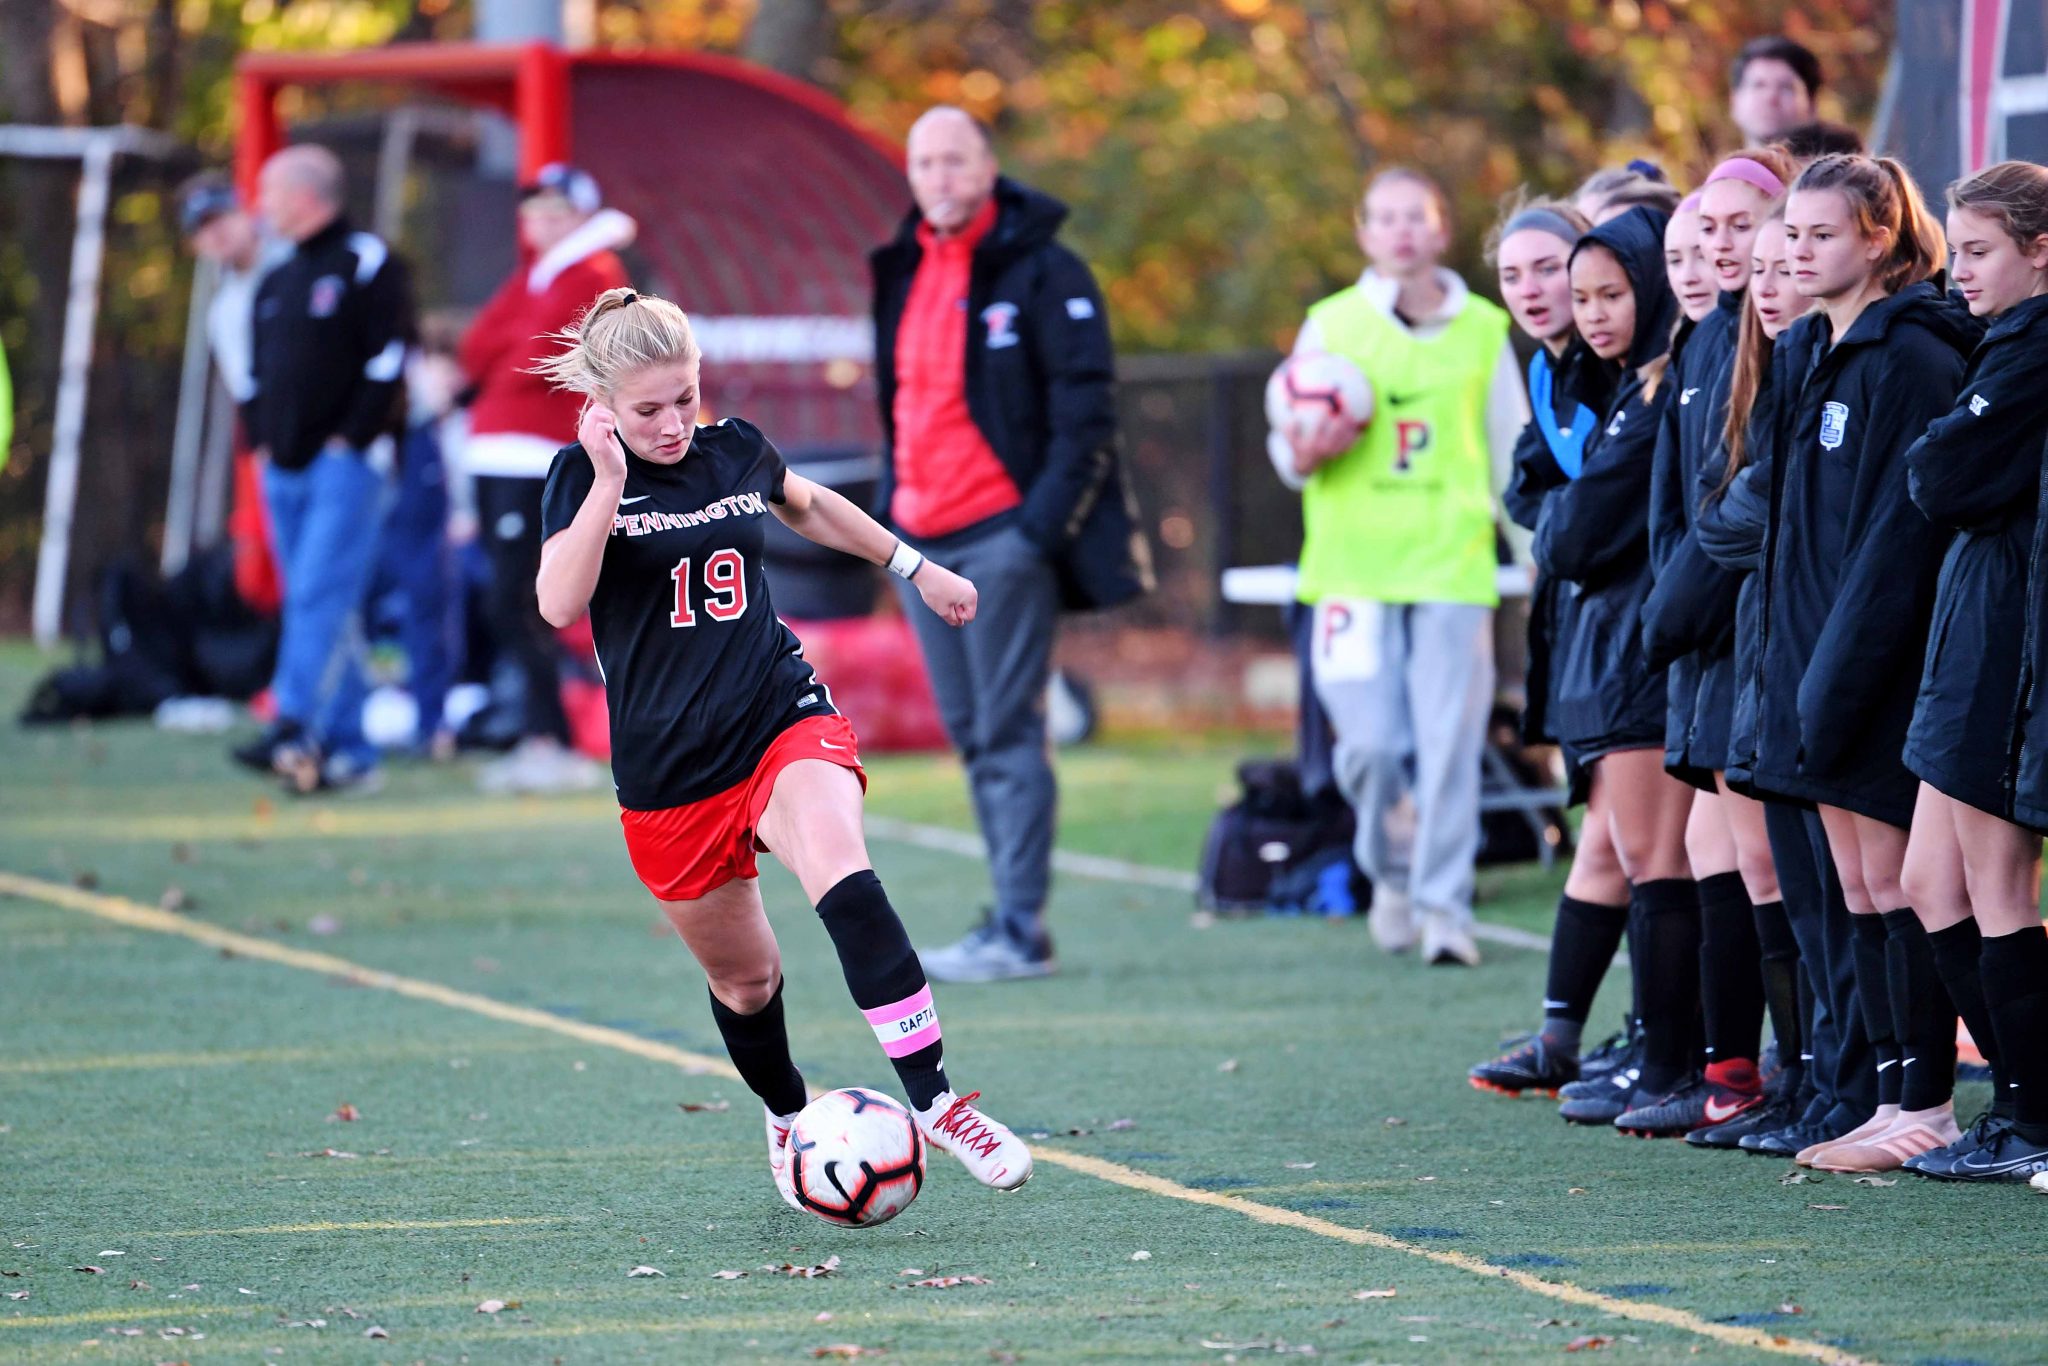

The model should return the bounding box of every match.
[786,1087,926,1228]
[1264,351,1375,464]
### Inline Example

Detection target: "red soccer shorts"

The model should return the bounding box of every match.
[619,715,867,902]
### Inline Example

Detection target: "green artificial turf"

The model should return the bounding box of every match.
[0,642,2039,1364]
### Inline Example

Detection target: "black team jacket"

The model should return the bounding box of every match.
[1732,280,1976,827]
[246,216,413,470]
[870,177,1151,612]
[1517,207,1678,773]
[1640,290,1746,789]
[1905,292,2048,819]
[2016,428,2048,832]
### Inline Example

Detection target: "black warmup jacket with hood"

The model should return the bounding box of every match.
[1520,207,1679,780]
[1640,290,1746,789]
[1732,279,1977,827]
[1904,292,2048,818]
[2016,430,2048,832]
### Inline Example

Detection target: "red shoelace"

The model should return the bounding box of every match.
[930,1091,1003,1158]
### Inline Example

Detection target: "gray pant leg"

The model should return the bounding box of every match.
[1312,602,1414,895]
[1401,602,1494,926]
[898,525,1060,942]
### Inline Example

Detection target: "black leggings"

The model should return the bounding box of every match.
[476,474,571,745]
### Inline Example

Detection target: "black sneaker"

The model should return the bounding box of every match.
[1559,1066,1637,1125]
[1469,1035,1580,1097]
[1687,1081,1802,1146]
[1743,1108,1857,1159]
[1943,1126,2048,1183]
[1561,1039,1640,1101]
[231,718,305,773]
[1577,1023,1635,1085]
[1905,1111,2010,1178]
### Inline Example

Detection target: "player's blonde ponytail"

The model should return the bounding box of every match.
[532,287,700,398]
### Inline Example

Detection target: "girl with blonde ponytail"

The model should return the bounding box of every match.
[533,286,1036,1201]
[1726,154,1980,1165]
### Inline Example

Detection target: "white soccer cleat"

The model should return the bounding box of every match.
[915,1090,1033,1191]
[766,1106,802,1211]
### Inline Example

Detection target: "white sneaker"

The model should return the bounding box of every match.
[915,1090,1033,1190]
[1420,908,1480,967]
[767,1106,802,1211]
[478,737,605,795]
[1367,888,1416,953]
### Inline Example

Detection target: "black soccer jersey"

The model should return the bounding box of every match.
[540,417,837,810]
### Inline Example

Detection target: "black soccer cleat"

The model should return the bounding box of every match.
[1558,1065,1637,1126]
[1469,1036,1580,1097]
[1688,1070,1797,1150]
[1576,1023,1635,1086]
[1616,1071,1763,1138]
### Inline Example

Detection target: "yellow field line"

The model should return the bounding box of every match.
[0,870,1873,1366]
[0,1038,555,1076]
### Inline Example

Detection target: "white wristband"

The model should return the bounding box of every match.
[886,540,926,581]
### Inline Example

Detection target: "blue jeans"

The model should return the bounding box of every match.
[262,446,388,768]
[368,424,459,741]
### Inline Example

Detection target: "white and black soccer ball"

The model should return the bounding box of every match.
[1264,351,1375,462]
[786,1087,926,1228]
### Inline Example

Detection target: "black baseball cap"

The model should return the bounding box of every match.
[178,175,241,236]
[519,163,601,213]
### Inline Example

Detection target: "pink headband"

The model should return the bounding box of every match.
[1705,156,1786,199]
[1678,191,1704,213]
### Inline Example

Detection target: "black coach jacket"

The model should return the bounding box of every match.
[246,215,413,471]
[871,177,1151,612]
[1522,208,1678,759]
[1905,293,2048,819]
[1737,281,1976,826]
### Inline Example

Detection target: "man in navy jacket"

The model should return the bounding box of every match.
[870,106,1150,982]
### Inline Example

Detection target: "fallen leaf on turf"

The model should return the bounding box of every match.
[815,1312,833,1323]
[1108,1118,1137,1131]
[329,1103,360,1123]
[678,1101,731,1114]
[159,886,192,913]
[1353,1288,1397,1299]
[99,1250,124,1257]
[766,1257,840,1279]
[1130,1251,1151,1261]
[1217,1058,1240,1073]
[301,1148,358,1159]
[1778,1170,1818,1185]
[711,1270,748,1280]
[475,1299,508,1314]
[1807,1204,1849,1211]
[287,1318,326,1329]
[74,1266,105,1274]
[1565,1335,1615,1352]
[1777,1303,1803,1315]
[1383,1116,1407,1127]
[363,1326,388,1339]
[129,1280,152,1291]
[1566,1187,1588,1195]
[898,1268,925,1277]
[0,1270,17,1276]
[1852,1175,1897,1187]
[627,1266,666,1278]
[6,1291,27,1300]
[901,1275,991,1289]
[810,1346,881,1359]
[1284,1162,1317,1170]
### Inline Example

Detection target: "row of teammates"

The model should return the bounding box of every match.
[1284,36,2048,1185]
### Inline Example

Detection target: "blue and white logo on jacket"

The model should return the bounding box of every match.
[1819,400,1850,450]
[982,301,1021,349]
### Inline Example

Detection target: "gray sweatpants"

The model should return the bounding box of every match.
[896,521,1059,943]
[1309,599,1493,927]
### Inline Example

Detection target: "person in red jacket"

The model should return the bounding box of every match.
[458,164,636,793]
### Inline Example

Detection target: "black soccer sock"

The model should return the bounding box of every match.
[1881,910,1957,1112]
[1928,918,2009,1116]
[815,869,950,1110]
[1698,873,1764,1067]
[1541,895,1629,1049]
[1752,899,1803,1070]
[1980,925,2048,1143]
[707,978,809,1117]
[1633,878,1703,1095]
[1850,912,1902,1108]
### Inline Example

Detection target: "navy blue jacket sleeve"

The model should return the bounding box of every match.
[1797,340,1966,767]
[1641,530,1738,668]
[1532,382,1662,585]
[1646,357,1688,576]
[1906,348,2044,532]
[1504,416,1563,532]
[1695,453,1769,570]
[1017,244,1118,551]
